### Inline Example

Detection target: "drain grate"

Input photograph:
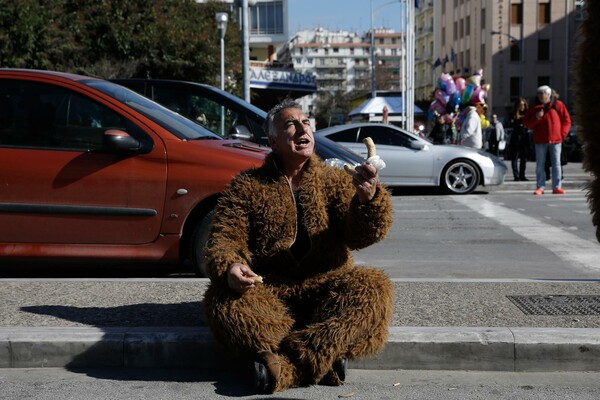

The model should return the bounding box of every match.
[507,295,600,315]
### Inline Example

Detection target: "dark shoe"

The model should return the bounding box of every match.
[519,177,529,181]
[254,351,281,394]
[513,176,520,181]
[318,358,348,386]
[333,358,348,382]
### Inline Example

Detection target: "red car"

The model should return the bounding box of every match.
[0,69,267,275]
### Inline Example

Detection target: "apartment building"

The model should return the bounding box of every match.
[278,27,404,113]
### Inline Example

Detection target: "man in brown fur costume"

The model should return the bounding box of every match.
[203,98,394,394]
[575,2,600,241]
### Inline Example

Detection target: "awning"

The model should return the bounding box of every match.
[348,96,425,122]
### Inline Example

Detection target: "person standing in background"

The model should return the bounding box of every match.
[428,112,448,144]
[508,97,530,181]
[523,85,571,195]
[486,114,505,156]
[459,102,484,149]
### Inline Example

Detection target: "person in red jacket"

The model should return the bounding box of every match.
[523,85,572,195]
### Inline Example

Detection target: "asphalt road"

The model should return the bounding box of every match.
[355,187,599,280]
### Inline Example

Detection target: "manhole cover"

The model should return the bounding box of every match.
[507,295,600,315]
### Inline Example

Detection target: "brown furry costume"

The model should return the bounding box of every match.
[203,152,394,392]
[575,2,600,241]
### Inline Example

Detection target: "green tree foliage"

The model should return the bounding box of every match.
[315,90,351,128]
[0,0,242,90]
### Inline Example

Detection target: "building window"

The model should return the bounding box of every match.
[538,39,550,61]
[250,1,283,35]
[459,18,464,38]
[480,43,486,65]
[539,3,551,25]
[442,0,446,14]
[465,49,470,71]
[442,27,446,45]
[481,8,486,29]
[454,21,458,40]
[510,77,521,98]
[511,3,523,25]
[510,39,521,61]
[466,16,471,36]
[537,76,550,87]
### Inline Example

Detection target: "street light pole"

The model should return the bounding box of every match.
[370,0,376,99]
[216,12,228,91]
[216,12,228,136]
[241,0,257,103]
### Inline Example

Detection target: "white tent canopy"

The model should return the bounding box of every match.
[348,96,424,123]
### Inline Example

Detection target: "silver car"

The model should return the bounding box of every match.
[316,123,506,194]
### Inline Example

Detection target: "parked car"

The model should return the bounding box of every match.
[316,123,507,194]
[110,78,364,167]
[0,69,269,276]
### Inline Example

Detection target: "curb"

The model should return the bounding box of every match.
[486,179,590,192]
[2,326,600,372]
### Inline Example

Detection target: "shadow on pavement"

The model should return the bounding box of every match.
[0,260,196,278]
[20,302,205,327]
[389,186,489,196]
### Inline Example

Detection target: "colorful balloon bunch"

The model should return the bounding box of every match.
[428,70,491,135]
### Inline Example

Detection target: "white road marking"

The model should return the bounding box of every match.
[394,209,470,213]
[452,195,600,273]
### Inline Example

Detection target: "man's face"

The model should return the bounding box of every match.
[537,91,551,104]
[269,107,314,164]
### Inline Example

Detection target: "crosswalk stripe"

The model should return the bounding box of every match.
[451,195,600,273]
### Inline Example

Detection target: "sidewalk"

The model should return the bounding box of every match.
[1,279,599,371]
[488,161,592,192]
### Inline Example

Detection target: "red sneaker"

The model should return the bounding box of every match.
[552,188,566,194]
[533,188,544,195]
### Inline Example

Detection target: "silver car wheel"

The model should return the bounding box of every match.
[441,160,479,194]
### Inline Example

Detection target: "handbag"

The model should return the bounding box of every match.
[498,140,506,151]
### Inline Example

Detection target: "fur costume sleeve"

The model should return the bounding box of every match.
[205,173,255,282]
[323,166,393,250]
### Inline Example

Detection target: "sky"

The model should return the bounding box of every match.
[287,0,404,38]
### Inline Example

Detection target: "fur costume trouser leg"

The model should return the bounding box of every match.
[203,266,393,392]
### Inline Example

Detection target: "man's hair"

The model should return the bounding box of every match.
[264,98,303,138]
[537,85,552,95]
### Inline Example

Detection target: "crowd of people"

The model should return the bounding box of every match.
[427,72,572,194]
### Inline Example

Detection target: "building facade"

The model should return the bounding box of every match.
[414,2,436,103]
[278,27,404,114]
[416,0,584,118]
